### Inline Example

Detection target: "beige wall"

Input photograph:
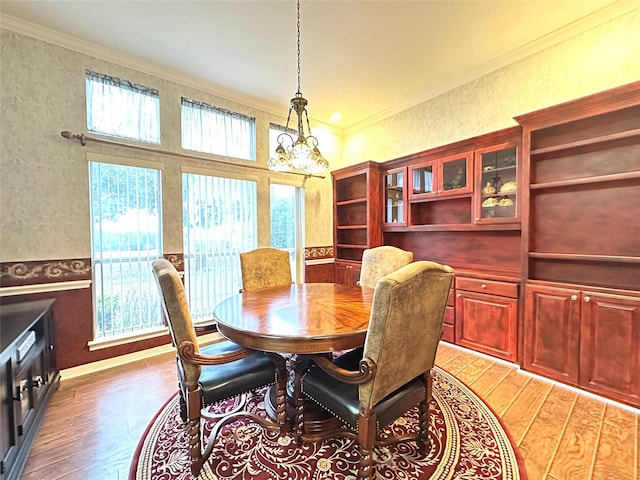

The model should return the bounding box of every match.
[343,7,640,164]
[1,7,639,264]
[0,29,338,263]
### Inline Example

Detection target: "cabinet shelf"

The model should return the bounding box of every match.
[383,223,521,232]
[530,171,640,190]
[482,165,516,174]
[530,128,640,156]
[336,197,367,206]
[336,225,367,230]
[528,252,640,263]
[409,193,472,204]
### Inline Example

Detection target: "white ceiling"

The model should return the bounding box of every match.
[0,0,634,132]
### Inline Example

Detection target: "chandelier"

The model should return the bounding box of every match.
[268,0,329,174]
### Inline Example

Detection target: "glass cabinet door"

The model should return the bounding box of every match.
[409,162,435,197]
[475,144,518,222]
[384,167,406,225]
[440,152,473,196]
[410,153,473,200]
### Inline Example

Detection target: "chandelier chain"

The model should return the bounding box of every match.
[296,0,301,94]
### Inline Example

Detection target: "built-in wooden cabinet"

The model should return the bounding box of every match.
[1,299,59,480]
[408,151,474,227]
[524,282,640,406]
[455,275,519,363]
[332,81,640,407]
[517,80,640,407]
[333,162,382,284]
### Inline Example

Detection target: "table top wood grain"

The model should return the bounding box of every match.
[213,283,374,354]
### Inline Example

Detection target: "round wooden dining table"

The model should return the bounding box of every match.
[213,282,375,433]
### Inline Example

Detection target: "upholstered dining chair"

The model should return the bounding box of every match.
[296,260,454,480]
[357,245,414,288]
[239,247,293,292]
[151,258,287,477]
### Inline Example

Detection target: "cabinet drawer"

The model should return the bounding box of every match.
[456,277,518,298]
[447,289,455,306]
[442,323,455,343]
[444,305,455,325]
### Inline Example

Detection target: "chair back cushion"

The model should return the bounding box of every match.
[240,247,293,291]
[151,258,201,384]
[358,246,414,289]
[360,261,454,408]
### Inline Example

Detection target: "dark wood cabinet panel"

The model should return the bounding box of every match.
[304,262,334,283]
[579,291,640,405]
[455,282,518,363]
[523,284,581,384]
[0,300,59,480]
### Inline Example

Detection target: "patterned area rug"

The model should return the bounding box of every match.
[130,367,527,480]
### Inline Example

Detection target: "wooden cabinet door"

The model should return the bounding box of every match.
[0,356,18,478]
[523,284,581,384]
[334,262,360,286]
[455,290,518,362]
[580,291,640,405]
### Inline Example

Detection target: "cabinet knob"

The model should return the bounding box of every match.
[570,295,578,301]
[456,293,461,298]
[481,284,487,289]
[584,296,591,303]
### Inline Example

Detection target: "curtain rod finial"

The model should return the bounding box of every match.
[61,130,86,146]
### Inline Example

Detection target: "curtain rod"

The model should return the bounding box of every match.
[59,131,325,179]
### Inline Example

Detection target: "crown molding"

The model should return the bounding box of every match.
[344,1,639,135]
[2,3,635,137]
[0,13,337,129]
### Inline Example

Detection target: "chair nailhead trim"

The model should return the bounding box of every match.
[301,385,356,432]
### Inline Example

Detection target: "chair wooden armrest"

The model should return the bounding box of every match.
[309,354,376,384]
[194,322,219,334]
[178,340,256,366]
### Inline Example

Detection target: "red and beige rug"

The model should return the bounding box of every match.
[130,367,527,480]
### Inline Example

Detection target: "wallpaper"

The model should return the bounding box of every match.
[1,7,639,264]
[342,7,640,164]
[0,30,338,262]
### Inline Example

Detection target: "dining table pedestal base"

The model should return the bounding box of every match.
[264,384,343,435]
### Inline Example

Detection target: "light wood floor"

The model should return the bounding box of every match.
[22,343,639,479]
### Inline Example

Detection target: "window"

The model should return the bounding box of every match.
[269,123,305,283]
[85,70,160,143]
[270,183,304,283]
[182,171,257,321]
[89,156,163,341]
[181,98,256,160]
